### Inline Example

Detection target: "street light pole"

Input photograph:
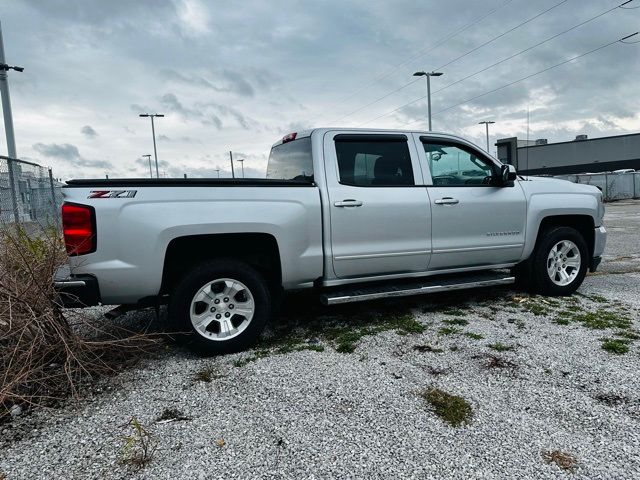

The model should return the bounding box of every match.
[413,71,443,131]
[237,159,245,178]
[215,168,220,178]
[0,20,23,223]
[142,154,152,178]
[229,151,235,178]
[139,113,164,178]
[478,121,495,153]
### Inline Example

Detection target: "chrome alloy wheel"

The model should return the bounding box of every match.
[546,240,581,286]
[189,278,255,341]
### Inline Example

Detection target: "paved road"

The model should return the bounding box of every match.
[598,199,640,274]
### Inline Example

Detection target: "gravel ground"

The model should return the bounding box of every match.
[1,201,639,480]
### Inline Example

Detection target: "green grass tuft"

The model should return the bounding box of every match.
[421,387,473,427]
[488,342,514,352]
[443,317,469,326]
[464,332,484,340]
[601,338,630,355]
[438,326,460,336]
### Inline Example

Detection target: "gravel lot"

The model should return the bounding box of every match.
[1,201,639,480]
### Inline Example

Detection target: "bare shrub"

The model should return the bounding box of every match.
[0,225,158,419]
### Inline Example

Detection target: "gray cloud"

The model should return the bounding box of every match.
[162,69,255,97]
[33,142,112,169]
[81,125,98,138]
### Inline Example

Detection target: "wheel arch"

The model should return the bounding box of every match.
[529,214,595,262]
[160,232,282,295]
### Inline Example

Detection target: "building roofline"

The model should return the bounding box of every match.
[501,131,640,150]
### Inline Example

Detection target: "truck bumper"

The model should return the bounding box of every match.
[590,226,607,273]
[54,265,101,307]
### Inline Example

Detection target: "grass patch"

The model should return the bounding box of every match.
[443,317,469,326]
[571,310,632,330]
[542,450,578,472]
[586,294,609,304]
[488,342,514,352]
[438,326,460,336]
[601,338,630,355]
[421,387,473,427]
[324,313,424,353]
[615,330,640,340]
[464,332,484,340]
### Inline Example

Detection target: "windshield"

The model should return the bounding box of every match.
[266,137,313,181]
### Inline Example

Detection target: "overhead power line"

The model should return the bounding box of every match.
[358,3,634,127]
[405,32,639,126]
[432,0,633,96]
[329,0,569,125]
[435,0,569,70]
[316,0,516,121]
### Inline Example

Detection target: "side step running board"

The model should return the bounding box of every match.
[321,273,515,305]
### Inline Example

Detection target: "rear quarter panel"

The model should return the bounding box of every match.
[63,185,323,304]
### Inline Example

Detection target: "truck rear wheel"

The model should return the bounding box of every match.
[168,259,271,355]
[531,226,588,296]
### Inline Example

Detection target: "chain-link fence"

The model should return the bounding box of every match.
[0,155,63,229]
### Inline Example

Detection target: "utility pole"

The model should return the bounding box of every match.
[215,168,220,178]
[478,121,495,153]
[237,158,245,178]
[229,151,235,178]
[142,154,152,178]
[139,113,164,178]
[0,20,23,223]
[413,71,443,131]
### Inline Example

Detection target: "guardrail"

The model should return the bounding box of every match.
[553,172,640,202]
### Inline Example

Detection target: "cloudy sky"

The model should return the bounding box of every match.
[0,0,638,179]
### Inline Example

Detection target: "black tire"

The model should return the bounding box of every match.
[168,259,271,355]
[530,226,589,296]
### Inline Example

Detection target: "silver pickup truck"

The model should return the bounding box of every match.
[56,128,606,354]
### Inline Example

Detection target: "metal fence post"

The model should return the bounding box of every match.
[48,167,59,229]
[6,155,19,223]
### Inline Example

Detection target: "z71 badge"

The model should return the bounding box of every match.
[88,190,137,199]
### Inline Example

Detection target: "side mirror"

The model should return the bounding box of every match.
[499,164,517,185]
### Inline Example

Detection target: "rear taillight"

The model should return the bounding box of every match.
[61,203,96,255]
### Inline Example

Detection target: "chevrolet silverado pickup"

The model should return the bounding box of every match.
[55,128,606,354]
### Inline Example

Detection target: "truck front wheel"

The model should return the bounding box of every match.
[531,226,588,296]
[168,259,271,355]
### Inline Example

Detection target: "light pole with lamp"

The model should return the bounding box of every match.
[142,154,152,178]
[478,121,495,153]
[138,113,164,178]
[412,71,443,131]
[237,158,245,178]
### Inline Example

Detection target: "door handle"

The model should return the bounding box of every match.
[434,197,459,205]
[334,199,363,207]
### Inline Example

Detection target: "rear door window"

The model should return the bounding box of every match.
[334,135,414,187]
